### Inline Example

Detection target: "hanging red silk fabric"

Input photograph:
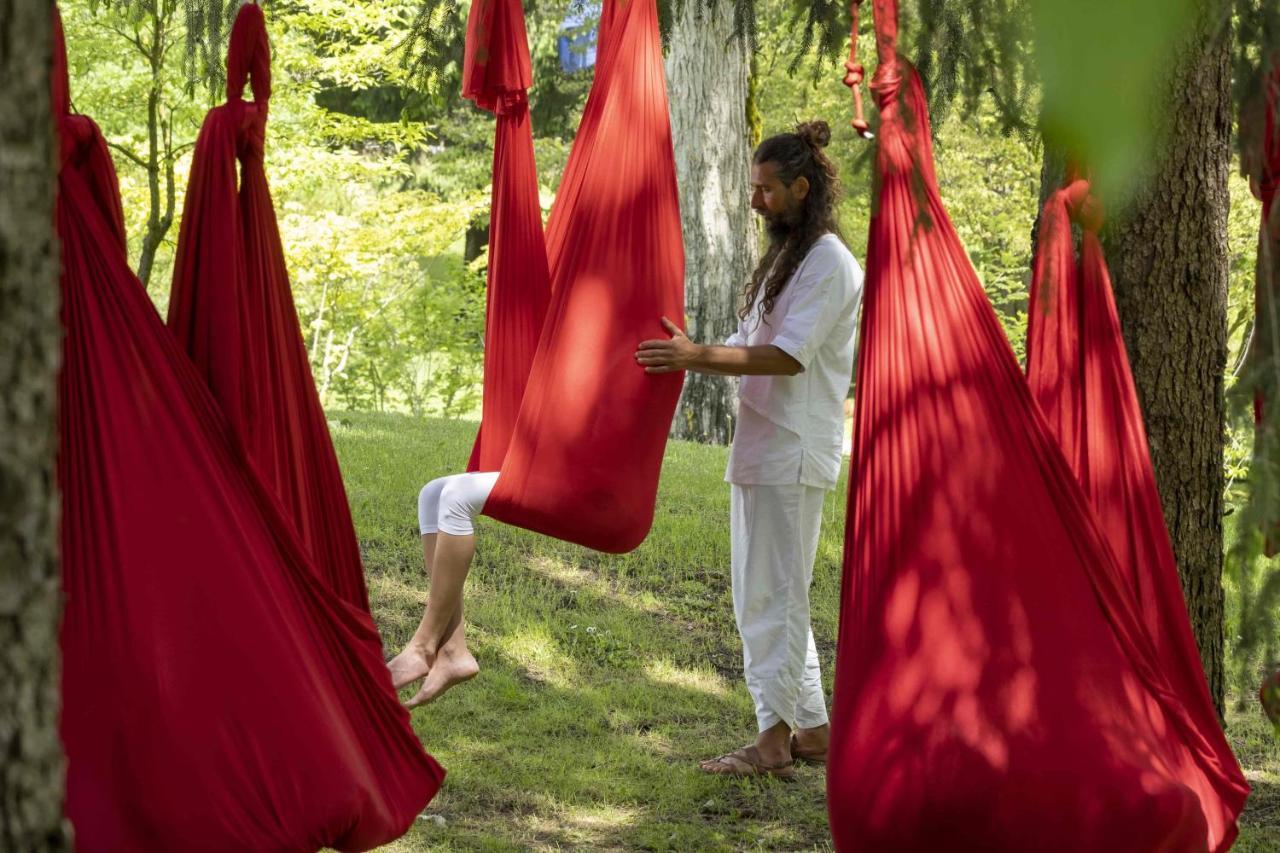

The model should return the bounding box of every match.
[1243,50,1280,555]
[462,0,553,472]
[168,4,368,609]
[827,1,1247,849]
[53,8,442,849]
[464,0,685,553]
[1025,176,1248,847]
[1247,46,1280,725]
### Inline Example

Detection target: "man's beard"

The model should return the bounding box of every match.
[761,208,799,244]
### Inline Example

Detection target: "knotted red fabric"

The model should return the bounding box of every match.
[465,0,685,553]
[1026,177,1248,848]
[168,4,368,608]
[54,8,442,849]
[828,2,1245,849]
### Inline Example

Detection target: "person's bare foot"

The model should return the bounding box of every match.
[405,645,479,708]
[387,643,432,690]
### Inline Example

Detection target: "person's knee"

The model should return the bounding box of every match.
[419,476,452,533]
[438,480,477,536]
[439,478,468,512]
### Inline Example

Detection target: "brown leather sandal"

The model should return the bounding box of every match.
[790,735,828,765]
[698,745,796,780]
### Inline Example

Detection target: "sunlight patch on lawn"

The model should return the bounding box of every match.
[495,626,581,689]
[643,658,731,699]
[522,554,669,617]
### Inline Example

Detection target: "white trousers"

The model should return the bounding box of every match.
[418,472,499,536]
[730,482,829,733]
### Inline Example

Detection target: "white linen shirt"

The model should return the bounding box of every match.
[724,233,863,489]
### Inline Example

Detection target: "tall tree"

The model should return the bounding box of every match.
[0,0,69,847]
[1098,1,1234,710]
[76,0,201,288]
[665,0,757,444]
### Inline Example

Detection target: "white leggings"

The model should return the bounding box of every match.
[418,472,499,536]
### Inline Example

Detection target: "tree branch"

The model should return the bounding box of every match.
[105,141,149,168]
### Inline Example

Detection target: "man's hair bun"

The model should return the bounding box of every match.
[795,120,832,149]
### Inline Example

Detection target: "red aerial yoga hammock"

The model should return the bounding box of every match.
[1244,49,1280,561]
[828,1,1247,850]
[53,8,442,850]
[1247,47,1280,725]
[463,0,685,553]
[1025,175,1249,846]
[168,4,369,610]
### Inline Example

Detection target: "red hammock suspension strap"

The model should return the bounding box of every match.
[843,1,871,139]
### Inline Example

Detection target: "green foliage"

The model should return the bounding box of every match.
[63,0,487,416]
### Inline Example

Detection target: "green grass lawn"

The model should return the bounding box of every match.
[330,411,1279,852]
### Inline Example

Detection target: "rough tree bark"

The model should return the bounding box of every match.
[1100,0,1233,713]
[664,0,757,444]
[0,0,69,847]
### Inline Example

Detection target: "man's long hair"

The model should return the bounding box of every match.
[741,120,841,321]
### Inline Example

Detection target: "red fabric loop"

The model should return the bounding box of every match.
[1060,177,1105,232]
[226,3,271,104]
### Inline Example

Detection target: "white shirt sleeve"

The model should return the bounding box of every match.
[769,248,853,371]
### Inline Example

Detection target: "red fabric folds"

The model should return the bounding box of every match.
[168,4,368,608]
[463,0,552,472]
[827,1,1246,849]
[466,0,685,553]
[54,8,442,849]
[1026,177,1249,848]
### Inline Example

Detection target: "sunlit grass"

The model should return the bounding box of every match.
[329,411,1278,851]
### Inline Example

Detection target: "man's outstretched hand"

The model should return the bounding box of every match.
[635,317,702,374]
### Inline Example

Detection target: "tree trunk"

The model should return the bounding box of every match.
[664,0,757,445]
[0,0,69,847]
[1101,1,1232,713]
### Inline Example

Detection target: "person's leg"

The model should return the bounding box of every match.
[702,484,806,776]
[388,472,496,705]
[791,486,831,758]
[404,528,479,707]
[388,476,452,688]
[791,629,830,759]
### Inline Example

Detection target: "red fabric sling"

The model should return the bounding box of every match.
[827,2,1247,849]
[168,4,368,609]
[1247,48,1280,724]
[1026,176,1249,849]
[464,0,685,553]
[1245,50,1280,555]
[463,0,553,472]
[54,8,442,849]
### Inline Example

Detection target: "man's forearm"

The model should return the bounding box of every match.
[691,344,802,376]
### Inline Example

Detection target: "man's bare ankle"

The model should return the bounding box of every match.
[794,725,830,747]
